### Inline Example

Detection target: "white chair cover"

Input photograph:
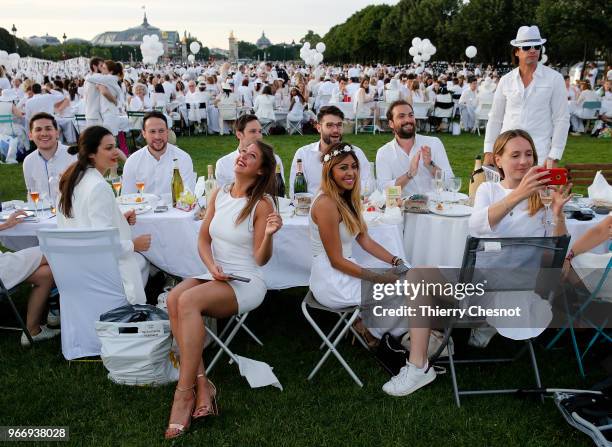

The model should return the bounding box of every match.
[37,228,130,360]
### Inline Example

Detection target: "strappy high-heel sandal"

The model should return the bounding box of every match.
[164,384,196,440]
[192,374,219,421]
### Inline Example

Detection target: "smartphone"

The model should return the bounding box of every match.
[227,273,251,283]
[392,263,410,275]
[536,167,568,185]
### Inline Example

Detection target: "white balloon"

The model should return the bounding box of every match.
[429,45,437,55]
[411,37,421,48]
[189,42,201,54]
[187,54,195,62]
[8,53,19,61]
[541,54,548,64]
[0,50,8,58]
[408,46,418,57]
[542,45,546,54]
[413,55,422,64]
[315,53,323,65]
[316,42,326,53]
[151,34,159,42]
[465,46,477,59]
[303,42,311,50]
[421,54,431,62]
[422,38,431,48]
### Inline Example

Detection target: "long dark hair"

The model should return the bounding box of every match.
[58,126,113,218]
[235,140,278,225]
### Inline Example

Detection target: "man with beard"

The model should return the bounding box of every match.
[215,114,284,188]
[375,100,453,197]
[122,111,195,197]
[289,105,370,196]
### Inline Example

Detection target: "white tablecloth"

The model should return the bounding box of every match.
[403,211,609,268]
[0,209,405,290]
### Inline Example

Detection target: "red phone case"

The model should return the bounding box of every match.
[537,168,568,185]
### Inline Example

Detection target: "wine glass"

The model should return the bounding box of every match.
[48,175,59,215]
[447,177,462,202]
[135,176,145,202]
[29,189,40,218]
[111,175,122,198]
[539,187,554,230]
[434,170,445,204]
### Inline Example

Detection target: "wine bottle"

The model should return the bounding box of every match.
[205,164,218,198]
[275,164,285,198]
[293,158,308,196]
[171,158,184,207]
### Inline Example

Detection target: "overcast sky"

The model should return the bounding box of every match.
[4,0,398,49]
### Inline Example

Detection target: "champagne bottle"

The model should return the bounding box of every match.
[171,158,184,206]
[293,158,308,196]
[468,155,485,204]
[275,164,285,198]
[205,164,218,198]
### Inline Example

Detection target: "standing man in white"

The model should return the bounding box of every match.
[84,57,106,127]
[376,100,453,197]
[289,105,370,196]
[483,26,569,167]
[122,111,196,198]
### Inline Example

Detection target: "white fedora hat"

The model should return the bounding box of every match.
[510,25,546,47]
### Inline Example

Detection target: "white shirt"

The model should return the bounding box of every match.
[84,73,102,121]
[459,88,478,108]
[289,141,371,196]
[469,181,545,238]
[483,64,570,162]
[24,91,65,128]
[375,135,453,197]
[121,143,195,197]
[22,143,75,203]
[253,94,275,122]
[215,148,285,189]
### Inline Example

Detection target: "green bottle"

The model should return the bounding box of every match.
[171,158,184,206]
[293,158,308,196]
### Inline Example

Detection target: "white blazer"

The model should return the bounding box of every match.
[57,168,147,304]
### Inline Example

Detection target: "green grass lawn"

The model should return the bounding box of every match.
[0,133,610,446]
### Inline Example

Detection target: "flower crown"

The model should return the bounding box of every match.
[323,145,354,163]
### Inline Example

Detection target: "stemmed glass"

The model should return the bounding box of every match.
[111,175,122,198]
[434,170,445,204]
[539,187,554,229]
[29,189,40,219]
[135,176,145,202]
[447,176,462,202]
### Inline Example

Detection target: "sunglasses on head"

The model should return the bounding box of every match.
[520,45,542,52]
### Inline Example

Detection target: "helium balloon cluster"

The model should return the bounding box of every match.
[140,35,164,65]
[465,46,477,59]
[188,41,201,64]
[408,37,436,65]
[0,51,20,70]
[300,42,325,67]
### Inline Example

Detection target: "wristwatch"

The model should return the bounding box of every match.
[406,171,414,181]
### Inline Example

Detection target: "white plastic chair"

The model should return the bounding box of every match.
[475,102,492,135]
[301,290,369,387]
[37,228,130,360]
[354,104,376,134]
[336,102,355,129]
[412,102,432,132]
[218,104,238,135]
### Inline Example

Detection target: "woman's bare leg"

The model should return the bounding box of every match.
[25,263,54,334]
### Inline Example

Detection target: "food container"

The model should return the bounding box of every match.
[294,192,313,216]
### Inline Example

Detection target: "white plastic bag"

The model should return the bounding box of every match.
[95,320,179,386]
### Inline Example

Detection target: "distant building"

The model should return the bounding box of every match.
[91,13,180,59]
[26,34,61,47]
[210,48,229,58]
[228,31,238,60]
[256,31,272,49]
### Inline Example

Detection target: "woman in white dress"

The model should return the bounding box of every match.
[164,140,282,439]
[468,129,571,346]
[287,87,305,124]
[0,210,58,346]
[253,85,276,123]
[309,142,437,397]
[57,126,152,305]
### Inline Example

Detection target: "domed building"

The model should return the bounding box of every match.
[91,13,180,59]
[256,31,272,49]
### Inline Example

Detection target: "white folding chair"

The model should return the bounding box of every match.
[336,102,355,131]
[301,290,369,387]
[412,101,432,132]
[377,102,390,132]
[286,118,303,135]
[315,94,332,112]
[37,228,130,360]
[354,105,376,134]
[475,103,492,135]
[205,312,263,374]
[218,104,238,135]
[260,119,274,136]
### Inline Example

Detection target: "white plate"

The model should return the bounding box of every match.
[19,202,51,211]
[120,204,152,215]
[425,191,468,202]
[117,193,159,205]
[429,203,473,217]
[1,210,35,220]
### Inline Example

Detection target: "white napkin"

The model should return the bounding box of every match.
[486,291,552,340]
[368,190,386,209]
[194,176,206,198]
[587,171,612,203]
[381,205,403,225]
[236,355,283,390]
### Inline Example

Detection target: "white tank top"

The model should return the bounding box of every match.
[309,194,355,259]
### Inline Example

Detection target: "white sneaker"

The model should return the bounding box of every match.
[20,325,61,347]
[47,308,61,327]
[382,362,436,397]
[467,327,497,349]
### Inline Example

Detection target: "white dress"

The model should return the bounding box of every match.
[200,186,268,314]
[0,246,43,289]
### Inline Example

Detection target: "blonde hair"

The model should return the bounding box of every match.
[493,129,542,216]
[319,143,367,235]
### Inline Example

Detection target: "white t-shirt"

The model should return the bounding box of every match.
[121,143,195,197]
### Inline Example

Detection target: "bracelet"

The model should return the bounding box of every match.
[565,249,575,262]
[391,256,404,266]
